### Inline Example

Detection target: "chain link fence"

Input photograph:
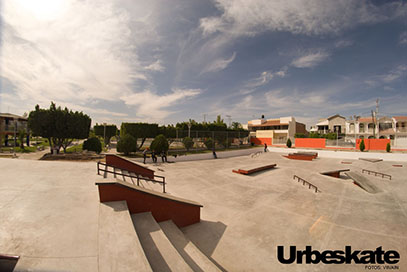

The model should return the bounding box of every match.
[168,130,250,151]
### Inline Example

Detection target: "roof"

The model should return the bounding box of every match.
[358,117,375,123]
[316,119,329,126]
[327,114,345,120]
[250,120,281,127]
[393,116,407,122]
[0,113,27,120]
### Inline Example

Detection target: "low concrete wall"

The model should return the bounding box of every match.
[250,137,272,145]
[294,138,326,148]
[105,154,154,179]
[96,181,202,227]
[356,139,390,151]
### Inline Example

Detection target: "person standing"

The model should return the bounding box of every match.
[264,143,268,152]
[143,148,148,164]
[151,151,157,163]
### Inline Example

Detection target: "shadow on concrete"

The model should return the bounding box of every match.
[182,220,228,271]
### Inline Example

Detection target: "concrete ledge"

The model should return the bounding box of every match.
[96,180,202,227]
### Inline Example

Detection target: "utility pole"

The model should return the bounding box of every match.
[375,98,379,138]
[226,115,232,128]
[203,114,207,123]
[371,110,376,139]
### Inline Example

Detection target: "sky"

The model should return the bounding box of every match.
[0,0,406,128]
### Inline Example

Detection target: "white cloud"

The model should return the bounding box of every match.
[291,51,330,68]
[145,60,165,72]
[245,68,287,88]
[120,88,201,120]
[335,40,353,48]
[202,52,236,73]
[365,65,407,86]
[399,31,407,45]
[200,0,407,37]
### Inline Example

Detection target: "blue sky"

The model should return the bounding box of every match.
[0,0,406,128]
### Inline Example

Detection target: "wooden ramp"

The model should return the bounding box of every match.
[345,172,381,194]
[232,164,276,175]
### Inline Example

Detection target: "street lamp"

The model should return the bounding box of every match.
[103,123,107,147]
[13,118,17,157]
[353,115,359,150]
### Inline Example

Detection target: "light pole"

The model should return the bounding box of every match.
[103,123,107,147]
[188,122,191,138]
[353,115,359,150]
[13,118,17,157]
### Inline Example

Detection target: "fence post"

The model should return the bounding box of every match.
[196,130,198,153]
[97,162,100,175]
[163,178,166,193]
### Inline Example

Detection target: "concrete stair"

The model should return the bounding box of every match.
[132,212,193,272]
[159,220,221,272]
[98,201,152,272]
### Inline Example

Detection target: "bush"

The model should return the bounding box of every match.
[83,137,102,153]
[359,139,365,152]
[204,138,214,150]
[182,137,194,151]
[117,134,137,155]
[150,134,169,154]
[386,142,391,153]
[286,138,292,148]
[294,133,306,138]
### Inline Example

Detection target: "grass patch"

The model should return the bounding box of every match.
[65,143,83,153]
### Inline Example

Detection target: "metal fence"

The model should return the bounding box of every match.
[168,130,250,151]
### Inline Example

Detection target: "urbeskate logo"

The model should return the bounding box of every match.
[277,246,400,264]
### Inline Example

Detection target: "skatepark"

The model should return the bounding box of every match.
[0,148,406,271]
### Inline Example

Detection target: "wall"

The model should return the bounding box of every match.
[97,182,202,227]
[255,130,274,138]
[250,137,272,145]
[294,138,326,148]
[105,154,154,179]
[356,139,390,151]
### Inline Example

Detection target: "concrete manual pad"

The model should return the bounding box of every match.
[345,171,381,193]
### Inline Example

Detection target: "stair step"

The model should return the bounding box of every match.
[99,201,152,272]
[132,212,193,272]
[159,220,221,272]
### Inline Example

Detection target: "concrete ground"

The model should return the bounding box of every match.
[0,149,406,271]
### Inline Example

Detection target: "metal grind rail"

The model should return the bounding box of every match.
[362,169,392,180]
[293,175,321,193]
[251,151,263,158]
[97,162,166,193]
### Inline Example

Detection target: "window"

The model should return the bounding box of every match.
[359,123,364,133]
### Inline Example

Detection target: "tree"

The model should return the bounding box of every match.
[121,123,158,150]
[182,137,194,151]
[83,137,102,153]
[204,138,213,150]
[117,134,137,155]
[18,129,26,149]
[294,133,306,138]
[286,138,292,148]
[359,139,365,152]
[150,134,169,154]
[386,142,391,153]
[94,124,117,145]
[28,103,91,153]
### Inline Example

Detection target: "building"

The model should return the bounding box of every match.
[345,115,407,146]
[313,114,346,134]
[248,116,306,145]
[0,113,28,146]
